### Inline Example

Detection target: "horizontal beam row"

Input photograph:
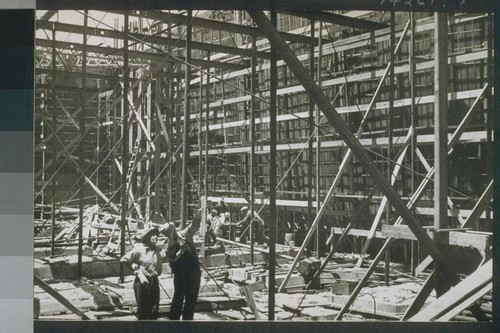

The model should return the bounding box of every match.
[36,1,494,13]
[190,131,487,156]
[37,19,274,60]
[36,38,247,71]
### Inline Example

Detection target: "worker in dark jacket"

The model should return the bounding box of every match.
[234,206,269,245]
[120,227,167,320]
[163,209,202,320]
[215,197,228,215]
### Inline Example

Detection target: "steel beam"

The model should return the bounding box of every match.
[180,10,192,228]
[282,11,388,31]
[37,1,494,13]
[119,12,129,284]
[37,19,272,60]
[268,10,278,321]
[36,38,246,71]
[126,10,331,46]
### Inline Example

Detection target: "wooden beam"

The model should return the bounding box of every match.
[381,225,491,251]
[34,274,94,320]
[408,259,492,321]
[239,280,266,319]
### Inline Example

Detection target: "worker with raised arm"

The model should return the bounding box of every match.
[120,227,167,320]
[234,206,269,245]
[163,208,202,320]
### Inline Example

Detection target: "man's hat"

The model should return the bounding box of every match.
[240,206,249,212]
[135,227,159,243]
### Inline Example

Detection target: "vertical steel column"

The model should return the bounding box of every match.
[268,10,278,321]
[307,19,314,255]
[315,23,322,216]
[433,12,449,296]
[250,35,257,264]
[51,26,57,256]
[146,79,152,221]
[205,52,210,197]
[120,12,129,283]
[493,5,500,325]
[154,79,161,222]
[181,10,192,228]
[409,12,417,276]
[77,11,88,279]
[198,35,204,195]
[385,10,396,285]
[485,13,492,227]
[434,13,449,233]
[316,21,323,259]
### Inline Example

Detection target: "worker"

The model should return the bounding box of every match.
[120,227,168,320]
[215,197,228,215]
[209,211,231,249]
[235,206,269,245]
[205,209,218,245]
[163,209,202,320]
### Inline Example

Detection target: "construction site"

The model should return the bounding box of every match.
[33,5,494,324]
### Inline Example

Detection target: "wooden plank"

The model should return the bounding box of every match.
[408,259,492,321]
[34,274,94,320]
[239,280,266,319]
[381,225,491,251]
[436,282,492,321]
[415,255,434,276]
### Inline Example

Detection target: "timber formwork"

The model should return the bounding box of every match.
[34,8,493,322]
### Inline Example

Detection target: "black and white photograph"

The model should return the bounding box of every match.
[32,1,495,327]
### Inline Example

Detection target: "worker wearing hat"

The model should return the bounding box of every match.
[163,209,202,320]
[235,206,269,245]
[120,226,165,320]
[205,209,218,245]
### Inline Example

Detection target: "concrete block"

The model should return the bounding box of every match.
[297,257,321,276]
[330,280,358,295]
